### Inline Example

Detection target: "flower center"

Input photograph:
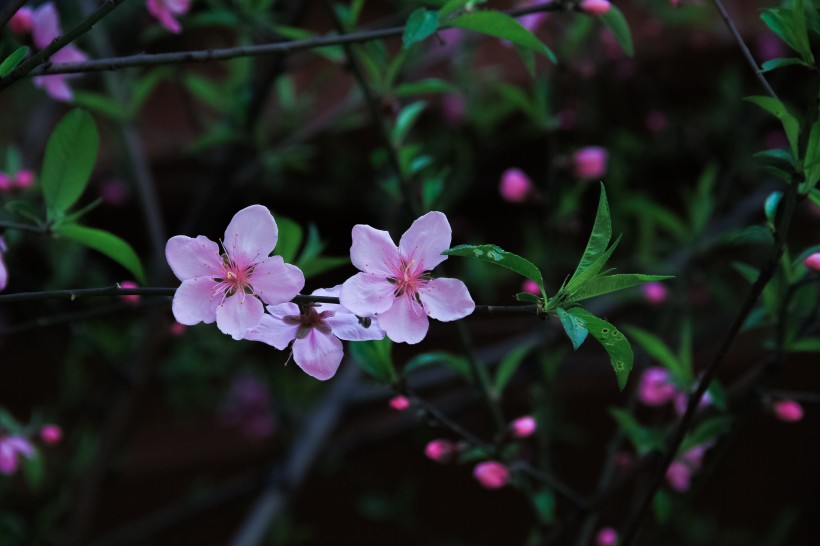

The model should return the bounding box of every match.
[212,253,254,302]
[387,257,431,300]
[283,305,334,339]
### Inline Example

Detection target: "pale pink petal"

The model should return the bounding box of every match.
[34,75,73,102]
[350,224,399,276]
[32,2,60,49]
[244,313,299,350]
[166,0,191,14]
[398,211,451,270]
[223,205,278,265]
[157,10,182,33]
[0,444,17,475]
[166,235,222,280]
[377,296,429,344]
[418,277,474,321]
[0,251,7,292]
[6,437,33,458]
[51,45,87,65]
[172,277,220,325]
[215,294,264,340]
[248,256,304,305]
[311,285,341,299]
[340,273,396,316]
[267,302,301,319]
[292,329,344,380]
[325,310,385,341]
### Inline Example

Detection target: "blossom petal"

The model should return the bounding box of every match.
[0,444,18,475]
[6,437,34,458]
[398,211,451,270]
[34,75,73,102]
[244,313,299,350]
[377,296,429,344]
[292,330,344,380]
[249,255,305,305]
[340,272,396,316]
[216,294,264,340]
[419,277,475,322]
[0,252,7,292]
[52,45,87,65]
[224,205,278,265]
[166,235,222,280]
[326,310,385,341]
[172,277,220,325]
[166,0,191,14]
[350,224,399,276]
[32,2,59,49]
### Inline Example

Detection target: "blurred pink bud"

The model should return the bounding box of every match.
[804,253,820,272]
[119,281,140,304]
[643,282,668,304]
[0,173,10,191]
[580,0,611,15]
[510,415,537,438]
[13,170,34,189]
[773,400,803,422]
[169,321,186,336]
[9,7,34,34]
[665,460,692,492]
[100,178,130,206]
[596,527,618,546]
[473,460,509,489]
[500,168,534,203]
[389,395,411,411]
[424,439,457,463]
[40,424,62,445]
[637,367,677,406]
[522,279,540,296]
[572,146,608,179]
[645,111,668,133]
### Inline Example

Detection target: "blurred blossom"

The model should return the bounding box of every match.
[803,252,820,272]
[674,389,712,416]
[0,174,9,191]
[220,373,276,439]
[509,416,537,438]
[665,460,692,492]
[757,33,787,62]
[637,367,677,406]
[596,527,618,546]
[119,281,141,305]
[0,237,8,292]
[29,3,88,102]
[389,395,410,411]
[773,400,804,422]
[442,93,466,125]
[13,169,34,189]
[434,28,466,58]
[424,439,457,463]
[645,111,668,134]
[580,0,611,15]
[40,424,62,445]
[169,321,186,335]
[522,279,540,296]
[147,0,191,34]
[500,168,534,203]
[0,436,34,475]
[642,281,668,304]
[572,146,608,179]
[473,461,509,489]
[9,7,33,34]
[516,0,549,34]
[100,178,130,206]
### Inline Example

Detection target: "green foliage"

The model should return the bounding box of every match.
[55,224,146,284]
[392,101,427,146]
[556,307,588,350]
[403,8,440,49]
[404,351,472,381]
[760,0,815,65]
[349,338,397,382]
[444,244,546,299]
[494,343,534,396]
[446,10,556,61]
[600,4,634,57]
[569,308,633,390]
[745,96,800,161]
[0,46,29,77]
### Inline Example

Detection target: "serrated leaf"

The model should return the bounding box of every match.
[654,490,672,522]
[600,4,634,57]
[403,8,440,49]
[404,351,472,380]
[556,307,588,350]
[624,325,688,382]
[41,109,99,221]
[447,10,555,61]
[754,148,796,166]
[22,450,43,492]
[444,244,545,297]
[569,308,632,390]
[0,46,29,77]
[494,343,533,395]
[746,96,800,160]
[569,274,673,303]
[55,223,145,284]
[349,338,396,383]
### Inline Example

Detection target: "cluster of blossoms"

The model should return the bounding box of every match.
[637,367,713,415]
[0,168,34,192]
[0,423,62,476]
[167,206,474,380]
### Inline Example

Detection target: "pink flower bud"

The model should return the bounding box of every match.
[665,460,692,492]
[389,395,411,411]
[572,146,608,179]
[424,439,457,463]
[13,170,34,189]
[473,460,509,489]
[773,400,803,422]
[642,281,668,304]
[521,279,540,296]
[499,168,534,203]
[9,7,34,34]
[637,367,677,406]
[804,252,820,272]
[580,0,611,15]
[0,173,10,191]
[169,321,186,336]
[119,281,140,304]
[40,424,62,445]
[596,527,618,546]
[509,416,537,438]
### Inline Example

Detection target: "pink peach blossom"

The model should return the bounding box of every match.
[473,460,509,489]
[500,168,534,203]
[166,205,305,340]
[522,279,540,296]
[9,7,33,34]
[773,400,803,422]
[340,211,475,344]
[637,367,677,406]
[0,435,34,475]
[0,237,8,292]
[389,395,411,411]
[572,146,608,179]
[31,2,59,49]
[424,439,457,463]
[40,424,62,445]
[509,415,537,438]
[32,44,88,102]
[804,252,820,272]
[246,285,384,380]
[642,281,668,304]
[147,0,191,34]
[596,527,618,546]
[580,0,611,15]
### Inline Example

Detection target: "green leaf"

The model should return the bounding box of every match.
[0,46,29,77]
[439,0,470,18]
[403,8,440,49]
[556,307,588,350]
[563,235,621,295]
[444,244,545,297]
[745,96,800,160]
[802,121,820,191]
[569,274,673,303]
[447,11,556,61]
[71,91,130,122]
[600,4,634,57]
[41,109,99,222]
[754,148,796,167]
[533,490,556,523]
[349,338,397,383]
[764,191,783,230]
[789,337,820,352]
[494,343,533,395]
[680,416,732,453]
[760,57,811,72]
[654,490,672,523]
[624,325,688,382]
[394,78,456,97]
[707,380,728,412]
[569,308,633,390]
[298,256,349,278]
[274,216,303,264]
[515,292,541,303]
[182,73,225,109]
[392,101,426,145]
[55,223,145,284]
[5,200,43,225]
[404,351,472,381]
[761,5,815,64]
[22,450,43,493]
[610,408,664,454]
[568,183,611,283]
